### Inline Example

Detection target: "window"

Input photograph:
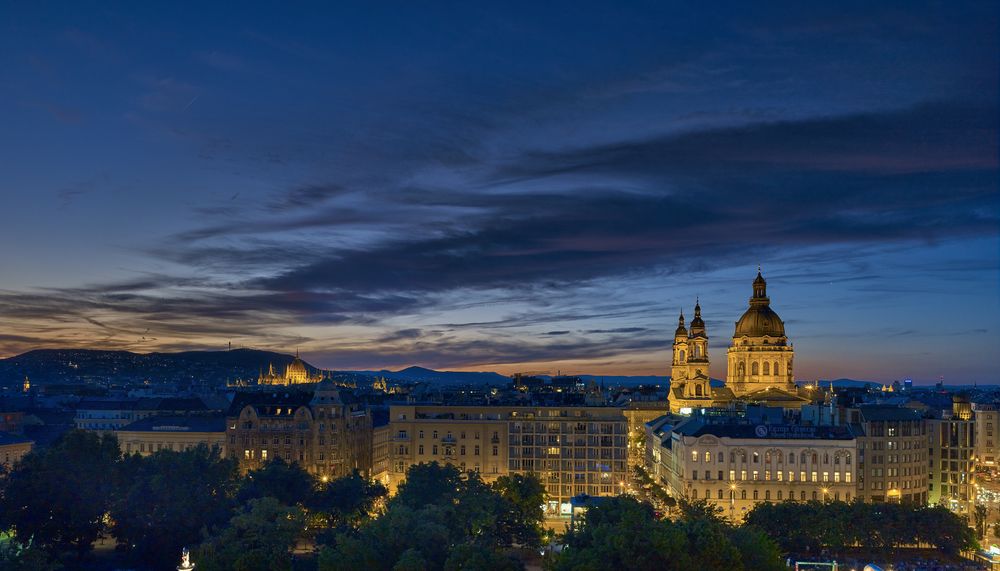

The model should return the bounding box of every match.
[704,451,711,462]
[823,472,829,482]
[718,489,723,499]
[692,450,699,462]
[777,490,783,500]
[834,472,840,483]
[811,471,818,482]
[418,445,424,455]
[474,445,480,455]
[752,452,759,463]
[244,449,250,459]
[729,470,736,481]
[492,446,498,456]
[740,470,747,481]
[845,472,852,483]
[261,449,268,461]
[777,471,783,482]
[752,470,759,481]
[763,362,770,375]
[752,362,759,375]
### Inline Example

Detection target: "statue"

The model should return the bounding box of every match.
[177,546,195,570]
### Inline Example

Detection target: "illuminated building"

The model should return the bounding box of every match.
[387,404,628,517]
[226,381,373,480]
[651,410,857,522]
[973,402,999,468]
[928,396,975,513]
[0,432,33,471]
[118,416,226,457]
[257,351,325,385]
[668,271,809,415]
[850,405,929,504]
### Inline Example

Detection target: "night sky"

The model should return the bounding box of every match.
[1,2,997,383]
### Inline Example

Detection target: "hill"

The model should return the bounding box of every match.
[0,348,314,388]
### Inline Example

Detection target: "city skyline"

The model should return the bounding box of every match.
[1,2,997,383]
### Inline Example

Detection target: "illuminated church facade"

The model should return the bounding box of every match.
[258,352,324,385]
[668,271,809,414]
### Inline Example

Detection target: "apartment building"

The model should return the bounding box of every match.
[973,402,999,468]
[388,404,629,517]
[850,405,929,504]
[928,396,975,514]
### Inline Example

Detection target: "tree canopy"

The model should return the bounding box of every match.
[0,430,121,560]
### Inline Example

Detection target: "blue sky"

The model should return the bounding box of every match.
[0,1,997,382]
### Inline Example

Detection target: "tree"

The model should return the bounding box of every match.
[194,497,305,571]
[548,496,785,571]
[110,445,239,569]
[975,504,989,540]
[444,542,524,571]
[391,462,465,509]
[309,470,387,529]
[492,474,546,548]
[237,458,316,507]
[320,463,535,570]
[0,543,63,571]
[0,430,120,559]
[318,504,453,571]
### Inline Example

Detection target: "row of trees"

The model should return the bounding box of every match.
[744,499,977,554]
[547,497,786,571]
[318,462,546,571]
[0,430,388,570]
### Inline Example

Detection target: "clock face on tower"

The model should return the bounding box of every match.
[755,425,768,437]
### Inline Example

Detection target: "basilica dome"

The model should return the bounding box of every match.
[734,304,785,337]
[733,271,786,338]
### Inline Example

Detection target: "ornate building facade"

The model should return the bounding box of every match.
[727,271,796,398]
[669,271,809,414]
[226,381,373,480]
[258,352,324,385]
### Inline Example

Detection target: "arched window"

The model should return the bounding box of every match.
[812,453,818,464]
[753,490,759,500]
[679,350,685,362]
[741,490,747,500]
[738,362,746,379]
[695,384,703,396]
[692,489,698,499]
[765,490,770,500]
[763,362,770,375]
[730,452,736,463]
[812,491,818,500]
[718,489,723,499]
[800,491,806,501]
[717,452,724,463]
[800,452,807,464]
[751,362,759,375]
[705,452,711,463]
[773,362,780,376]
[777,490,783,500]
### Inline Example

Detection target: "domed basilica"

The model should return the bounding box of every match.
[668,270,810,414]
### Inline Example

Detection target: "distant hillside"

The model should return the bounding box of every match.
[0,348,315,388]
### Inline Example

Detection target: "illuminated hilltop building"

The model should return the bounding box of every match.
[669,270,809,414]
[258,352,324,385]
